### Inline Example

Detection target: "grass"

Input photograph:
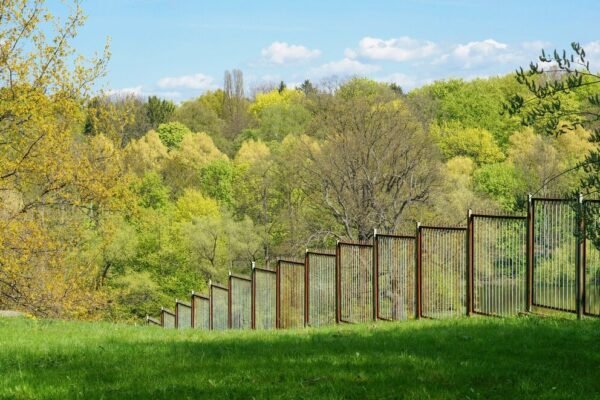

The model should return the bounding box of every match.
[0,316,599,399]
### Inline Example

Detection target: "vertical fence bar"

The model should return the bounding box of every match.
[336,241,341,324]
[577,194,585,320]
[416,223,422,319]
[251,262,256,330]
[209,281,213,330]
[467,210,474,316]
[276,260,281,329]
[373,229,379,321]
[305,250,310,327]
[228,272,232,329]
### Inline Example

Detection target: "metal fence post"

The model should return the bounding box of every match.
[526,194,534,313]
[276,259,281,329]
[576,194,585,320]
[416,222,422,320]
[228,271,233,329]
[467,210,474,316]
[251,262,256,330]
[335,241,341,324]
[373,229,379,321]
[209,280,213,331]
[304,250,310,327]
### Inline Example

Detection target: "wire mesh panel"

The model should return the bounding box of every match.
[230,275,252,329]
[532,199,577,312]
[175,302,192,329]
[277,260,305,329]
[338,242,374,323]
[376,235,415,321]
[472,215,527,316]
[584,200,600,316]
[306,252,336,327]
[420,227,467,319]
[253,268,276,329]
[161,309,175,328]
[210,285,229,331]
[147,317,161,326]
[192,294,210,330]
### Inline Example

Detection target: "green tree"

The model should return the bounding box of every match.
[156,122,191,149]
[146,96,175,129]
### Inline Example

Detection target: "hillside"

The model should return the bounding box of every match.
[1,316,599,399]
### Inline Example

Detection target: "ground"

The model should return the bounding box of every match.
[0,316,599,399]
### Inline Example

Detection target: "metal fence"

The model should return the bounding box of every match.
[419,226,467,319]
[229,274,252,330]
[277,260,305,329]
[253,266,276,329]
[153,196,600,330]
[470,214,527,317]
[191,292,210,330]
[306,251,336,327]
[375,233,415,321]
[337,241,374,323]
[210,283,229,331]
[175,300,192,329]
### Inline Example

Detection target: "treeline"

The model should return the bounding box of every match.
[0,1,596,321]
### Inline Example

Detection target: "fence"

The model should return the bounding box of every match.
[152,196,600,329]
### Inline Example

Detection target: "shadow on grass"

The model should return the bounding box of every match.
[0,317,599,399]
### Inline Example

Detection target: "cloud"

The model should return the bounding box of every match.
[105,86,144,97]
[261,41,321,64]
[157,73,216,90]
[353,36,438,62]
[380,73,418,89]
[451,39,519,68]
[311,58,381,77]
[583,41,600,69]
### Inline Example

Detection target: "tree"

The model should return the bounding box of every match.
[307,94,441,240]
[222,69,249,138]
[145,96,175,129]
[156,122,191,149]
[431,121,505,164]
[504,42,600,245]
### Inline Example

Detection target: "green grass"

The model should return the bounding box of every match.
[0,316,599,399]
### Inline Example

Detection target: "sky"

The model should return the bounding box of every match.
[55,0,600,101]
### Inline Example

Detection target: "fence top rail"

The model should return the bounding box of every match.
[147,316,161,324]
[470,213,526,220]
[161,308,175,316]
[191,292,210,300]
[306,249,336,257]
[253,266,276,274]
[229,273,252,282]
[531,197,577,203]
[337,240,373,247]
[175,300,192,308]
[277,258,305,267]
[210,283,229,291]
[419,225,467,231]
[584,199,600,204]
[375,233,416,240]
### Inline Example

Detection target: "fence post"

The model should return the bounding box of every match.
[276,259,281,329]
[228,271,233,329]
[251,262,256,330]
[526,194,534,313]
[208,280,213,331]
[467,210,474,316]
[576,194,585,320]
[416,222,422,320]
[304,250,310,327]
[335,241,341,324]
[373,229,378,321]
[190,291,195,328]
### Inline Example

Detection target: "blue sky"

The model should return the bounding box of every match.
[60,0,600,101]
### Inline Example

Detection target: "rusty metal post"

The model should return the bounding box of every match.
[576,194,585,320]
[251,262,256,330]
[275,259,281,329]
[209,280,213,330]
[467,210,474,316]
[373,229,379,321]
[304,250,310,327]
[175,299,179,329]
[190,291,195,328]
[335,241,341,324]
[416,222,422,319]
[228,271,232,329]
[526,194,534,313]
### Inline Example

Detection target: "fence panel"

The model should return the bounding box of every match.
[146,316,161,326]
[253,267,276,329]
[230,275,252,329]
[338,242,374,323]
[161,309,175,328]
[585,200,600,316]
[532,199,577,312]
[420,227,467,319]
[277,260,305,329]
[472,215,526,316]
[306,251,336,327]
[376,235,415,321]
[210,284,229,331]
[192,293,210,330]
[175,301,192,329]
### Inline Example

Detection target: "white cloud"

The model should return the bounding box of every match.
[354,36,438,62]
[450,39,519,68]
[261,41,321,64]
[157,73,215,90]
[311,58,380,77]
[583,41,600,69]
[105,86,144,97]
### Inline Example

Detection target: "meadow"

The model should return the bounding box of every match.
[1,316,599,399]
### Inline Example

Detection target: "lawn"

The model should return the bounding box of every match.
[0,316,599,399]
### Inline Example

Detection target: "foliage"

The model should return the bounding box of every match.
[145,96,175,129]
[156,122,191,149]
